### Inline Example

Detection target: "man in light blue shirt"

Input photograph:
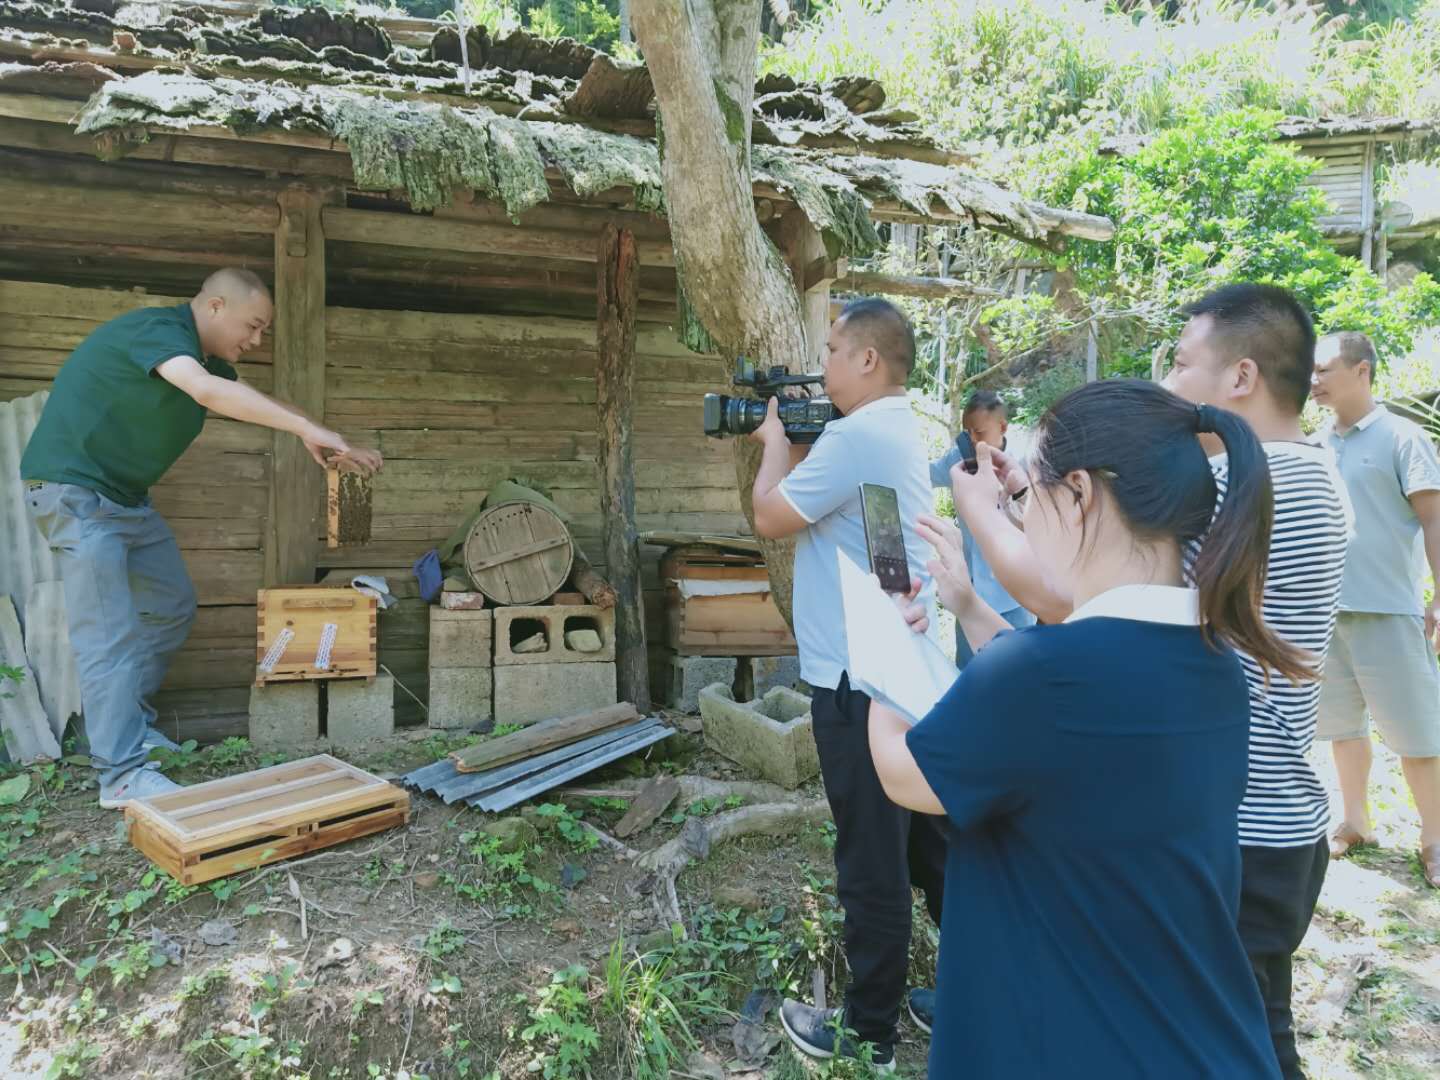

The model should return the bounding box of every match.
[930,391,1036,666]
[1313,331,1440,890]
[748,298,946,1071]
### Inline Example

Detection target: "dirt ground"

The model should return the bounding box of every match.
[0,719,1435,1080]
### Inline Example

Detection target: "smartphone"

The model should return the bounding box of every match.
[859,483,911,594]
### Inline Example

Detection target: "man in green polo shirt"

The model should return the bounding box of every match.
[1312,331,1440,889]
[21,268,381,808]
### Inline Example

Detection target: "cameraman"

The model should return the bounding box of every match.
[929,390,1036,666]
[749,298,944,1071]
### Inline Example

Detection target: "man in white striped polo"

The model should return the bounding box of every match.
[1162,285,1350,1080]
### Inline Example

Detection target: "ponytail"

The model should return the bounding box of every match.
[1189,404,1315,685]
[1031,380,1315,685]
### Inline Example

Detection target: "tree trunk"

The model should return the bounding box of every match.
[596,223,651,711]
[630,0,821,627]
[619,0,631,45]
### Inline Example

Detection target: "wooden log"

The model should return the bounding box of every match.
[449,701,642,773]
[595,223,649,709]
[835,270,1007,302]
[569,545,619,610]
[0,174,279,236]
[612,775,680,839]
[265,190,327,588]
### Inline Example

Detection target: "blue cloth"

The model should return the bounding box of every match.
[930,435,1026,616]
[778,395,940,690]
[413,549,443,604]
[905,619,1279,1080]
[25,482,197,785]
[954,604,1035,669]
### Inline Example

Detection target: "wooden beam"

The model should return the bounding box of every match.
[596,223,650,711]
[802,255,845,293]
[323,206,676,267]
[780,211,832,370]
[0,174,278,235]
[834,269,1006,301]
[1360,140,1377,272]
[264,189,327,588]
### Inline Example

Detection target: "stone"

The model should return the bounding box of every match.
[248,681,319,748]
[493,661,616,726]
[482,816,539,853]
[197,919,237,948]
[698,684,819,790]
[513,631,548,654]
[442,575,471,592]
[414,872,440,890]
[428,667,493,729]
[752,655,802,698]
[663,654,736,714]
[429,608,493,668]
[440,590,486,611]
[564,628,602,653]
[713,885,764,913]
[326,674,394,748]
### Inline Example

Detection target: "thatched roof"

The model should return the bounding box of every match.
[0,0,1112,253]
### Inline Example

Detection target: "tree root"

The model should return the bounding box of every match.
[631,799,831,931]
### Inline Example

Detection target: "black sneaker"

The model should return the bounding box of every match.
[907,988,934,1035]
[779,999,896,1074]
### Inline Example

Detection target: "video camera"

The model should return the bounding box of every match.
[702,359,840,445]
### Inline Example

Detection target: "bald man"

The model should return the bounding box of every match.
[21,269,381,807]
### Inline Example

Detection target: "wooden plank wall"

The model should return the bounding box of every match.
[0,282,753,733]
[1298,139,1367,233]
[0,280,271,733]
[319,304,749,720]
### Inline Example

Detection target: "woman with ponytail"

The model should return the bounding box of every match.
[869,379,1306,1079]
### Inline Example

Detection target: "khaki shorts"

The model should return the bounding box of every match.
[1317,611,1440,757]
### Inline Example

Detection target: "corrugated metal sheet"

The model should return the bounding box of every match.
[0,597,61,763]
[23,581,80,741]
[0,392,61,622]
[403,717,675,811]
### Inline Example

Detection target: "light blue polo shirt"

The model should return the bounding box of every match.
[779,394,940,690]
[1323,405,1440,617]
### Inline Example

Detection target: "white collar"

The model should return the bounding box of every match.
[1065,584,1200,626]
[841,394,910,419]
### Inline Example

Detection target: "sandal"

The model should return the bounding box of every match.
[1421,844,1440,889]
[1329,823,1378,860]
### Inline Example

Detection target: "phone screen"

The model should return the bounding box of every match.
[859,483,911,594]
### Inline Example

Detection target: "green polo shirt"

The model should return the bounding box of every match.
[1324,405,1440,617]
[20,302,238,507]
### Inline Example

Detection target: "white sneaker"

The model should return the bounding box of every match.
[99,767,184,809]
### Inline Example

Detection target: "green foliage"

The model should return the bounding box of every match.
[600,940,727,1080]
[532,802,598,851]
[1057,108,1440,376]
[0,663,23,700]
[518,965,600,1079]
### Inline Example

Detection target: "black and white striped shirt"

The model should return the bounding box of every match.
[1192,443,1351,848]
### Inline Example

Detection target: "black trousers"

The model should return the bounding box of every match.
[811,673,948,1046]
[1239,839,1329,1080]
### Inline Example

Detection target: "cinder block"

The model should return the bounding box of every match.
[429,667,494,730]
[429,608,493,669]
[493,605,615,666]
[664,654,737,713]
[493,661,616,726]
[698,684,819,790]
[326,674,395,748]
[249,682,320,749]
[753,655,802,698]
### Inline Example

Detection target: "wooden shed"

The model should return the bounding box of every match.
[1275,116,1437,272]
[0,0,1110,740]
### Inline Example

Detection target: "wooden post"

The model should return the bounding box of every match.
[265,189,326,587]
[596,223,650,712]
[1360,140,1377,272]
[779,210,833,371]
[1085,321,1099,383]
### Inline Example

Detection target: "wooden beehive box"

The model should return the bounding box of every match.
[661,547,796,657]
[256,586,377,685]
[125,755,409,885]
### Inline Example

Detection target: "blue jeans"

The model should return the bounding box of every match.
[955,606,1036,670]
[25,482,196,784]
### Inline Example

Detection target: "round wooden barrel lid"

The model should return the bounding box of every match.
[462,501,574,606]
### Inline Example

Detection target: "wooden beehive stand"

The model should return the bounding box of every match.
[662,546,796,656]
[126,755,409,884]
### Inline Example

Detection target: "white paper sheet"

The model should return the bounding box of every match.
[837,549,958,726]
